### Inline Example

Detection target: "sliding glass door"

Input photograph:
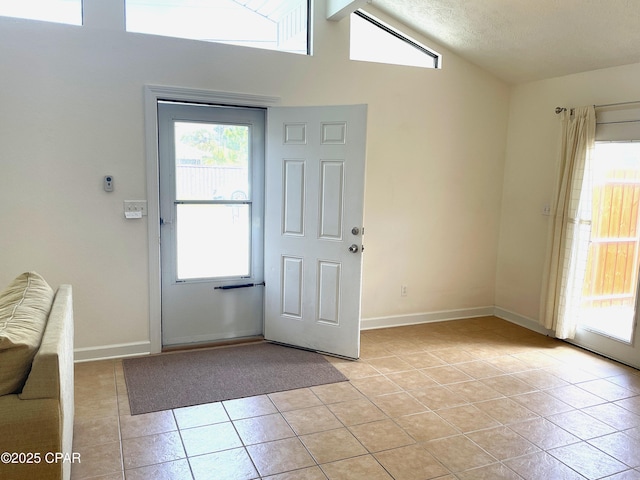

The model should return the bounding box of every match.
[573,142,640,367]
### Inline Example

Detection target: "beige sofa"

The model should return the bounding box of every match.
[0,273,74,480]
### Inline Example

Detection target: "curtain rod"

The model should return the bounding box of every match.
[555,100,640,114]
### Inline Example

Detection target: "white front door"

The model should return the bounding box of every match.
[159,102,265,347]
[264,105,367,359]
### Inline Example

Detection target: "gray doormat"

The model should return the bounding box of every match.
[122,342,348,415]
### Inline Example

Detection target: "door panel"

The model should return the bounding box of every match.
[318,261,341,324]
[282,256,303,317]
[320,161,344,239]
[283,160,306,235]
[159,102,265,346]
[264,105,367,359]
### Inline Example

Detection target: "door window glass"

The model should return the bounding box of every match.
[176,204,250,279]
[174,121,253,280]
[175,122,250,201]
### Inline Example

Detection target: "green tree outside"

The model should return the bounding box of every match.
[180,123,249,166]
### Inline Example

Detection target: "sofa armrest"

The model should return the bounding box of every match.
[0,394,61,451]
[20,286,74,400]
[15,285,74,480]
[0,394,64,480]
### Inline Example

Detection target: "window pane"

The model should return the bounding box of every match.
[350,11,439,69]
[126,0,308,54]
[176,204,250,279]
[175,122,249,201]
[0,0,82,25]
[580,142,640,342]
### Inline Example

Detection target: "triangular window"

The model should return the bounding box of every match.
[350,10,440,69]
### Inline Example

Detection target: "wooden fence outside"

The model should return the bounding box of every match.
[582,166,640,310]
[175,165,247,200]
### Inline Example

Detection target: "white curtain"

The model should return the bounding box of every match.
[540,106,596,339]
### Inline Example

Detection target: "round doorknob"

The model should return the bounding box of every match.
[348,244,359,253]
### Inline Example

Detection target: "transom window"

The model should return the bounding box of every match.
[125,0,309,55]
[350,9,440,69]
[0,0,82,25]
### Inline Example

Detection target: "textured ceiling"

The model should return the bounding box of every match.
[370,0,640,84]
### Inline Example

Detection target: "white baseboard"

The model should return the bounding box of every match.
[75,307,550,361]
[493,306,555,336]
[361,305,555,337]
[360,306,495,331]
[74,341,151,363]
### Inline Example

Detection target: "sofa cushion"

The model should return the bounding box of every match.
[0,272,54,395]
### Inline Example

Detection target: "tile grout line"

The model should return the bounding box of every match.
[72,319,640,480]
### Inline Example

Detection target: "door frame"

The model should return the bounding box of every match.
[144,85,280,354]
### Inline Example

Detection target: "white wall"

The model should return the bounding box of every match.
[0,1,510,359]
[496,62,640,325]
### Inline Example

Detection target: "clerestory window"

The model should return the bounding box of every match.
[125,0,309,55]
[0,0,82,25]
[350,9,440,69]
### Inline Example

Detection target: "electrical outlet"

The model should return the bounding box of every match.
[124,200,147,216]
[401,285,408,297]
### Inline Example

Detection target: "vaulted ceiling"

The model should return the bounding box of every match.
[370,0,640,84]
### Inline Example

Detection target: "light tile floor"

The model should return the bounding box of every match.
[72,316,640,480]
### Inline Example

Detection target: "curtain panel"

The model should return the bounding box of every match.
[540,106,596,339]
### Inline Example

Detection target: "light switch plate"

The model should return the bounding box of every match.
[124,200,147,216]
